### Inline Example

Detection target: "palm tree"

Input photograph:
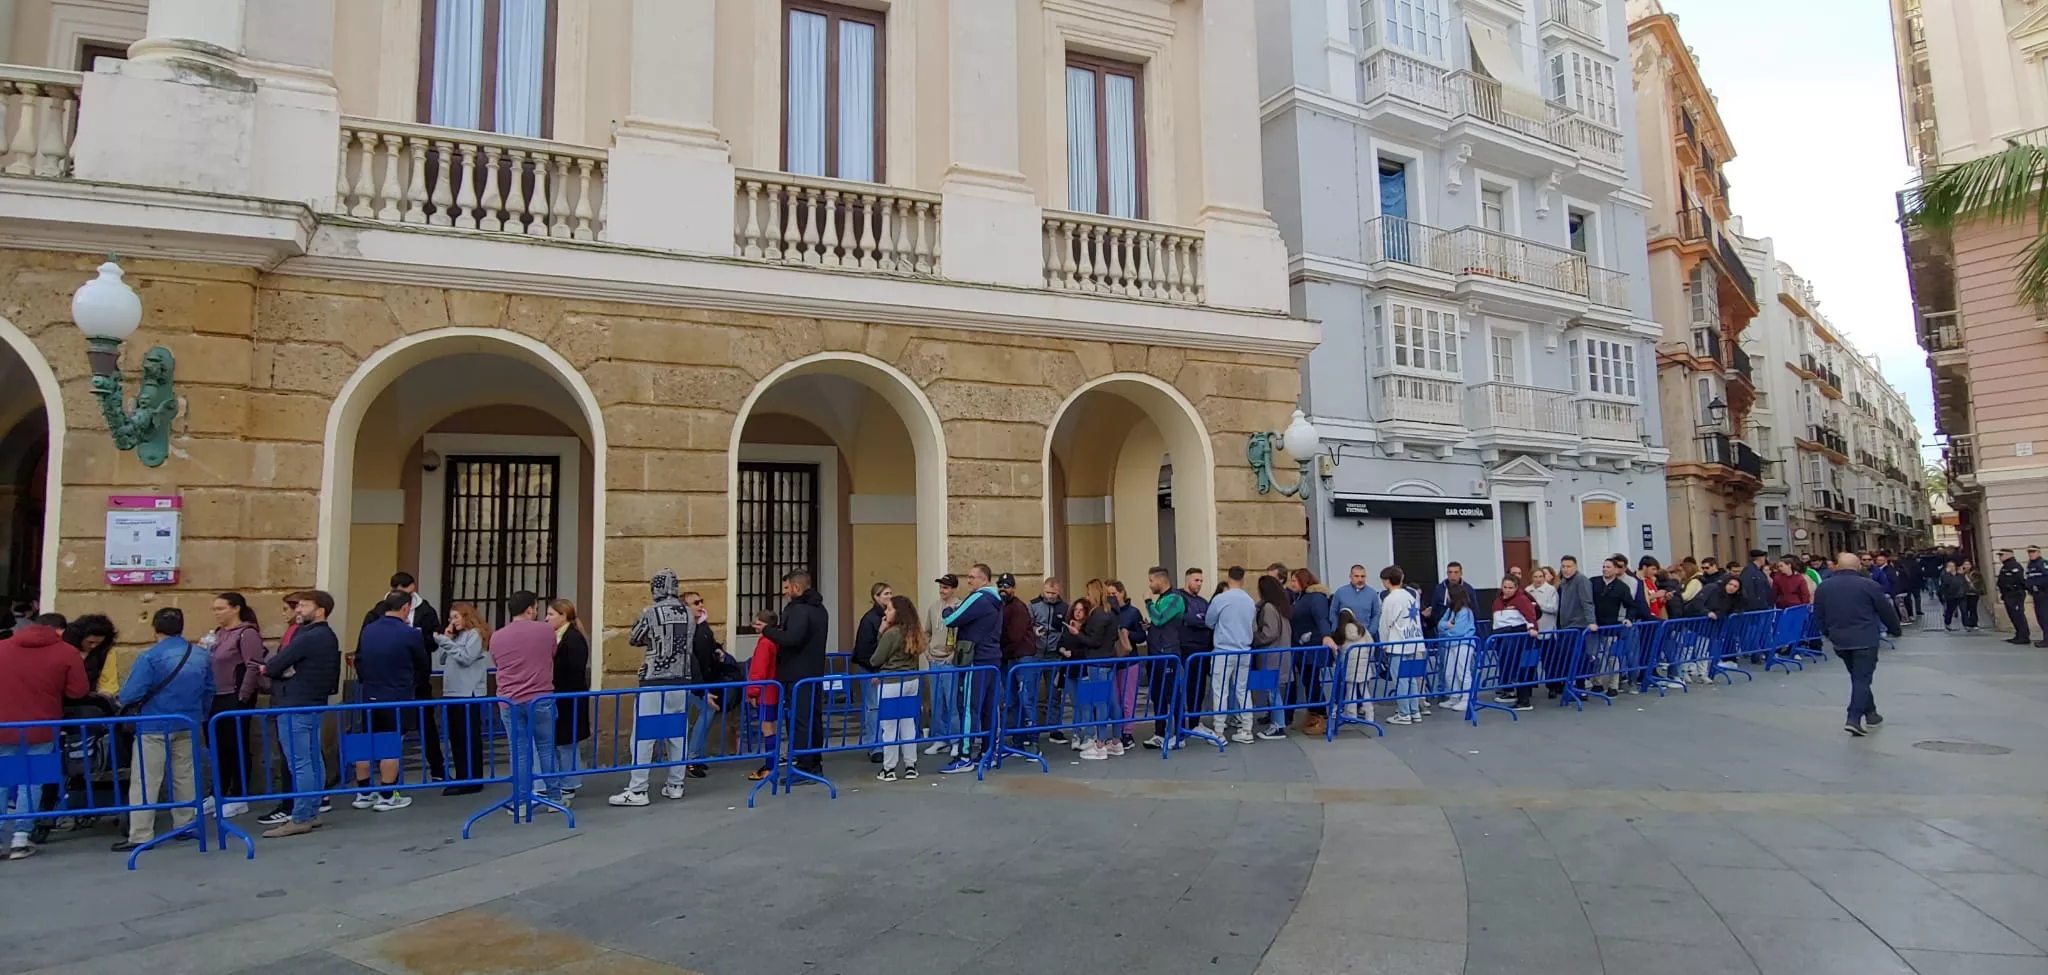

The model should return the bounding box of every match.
[1905,144,2048,306]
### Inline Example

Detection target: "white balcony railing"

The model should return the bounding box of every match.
[1543,0,1605,40]
[1578,399,1640,442]
[1556,114,1624,169]
[1358,51,1622,168]
[1467,382,1575,435]
[1376,374,1464,426]
[1041,209,1204,303]
[734,170,942,276]
[1364,216,1628,306]
[1359,49,1452,111]
[1447,71,1564,143]
[335,118,609,239]
[1,67,82,177]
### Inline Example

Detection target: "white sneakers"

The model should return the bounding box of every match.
[608,789,649,806]
[351,793,379,810]
[924,741,951,755]
[372,794,412,812]
[1079,742,1108,760]
[660,784,686,800]
[1229,731,1256,744]
[219,802,249,819]
[1104,740,1126,757]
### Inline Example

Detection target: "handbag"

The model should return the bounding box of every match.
[1113,626,1134,658]
[118,640,196,718]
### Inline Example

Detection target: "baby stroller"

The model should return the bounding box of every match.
[27,697,123,843]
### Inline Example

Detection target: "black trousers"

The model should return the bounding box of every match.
[207,693,251,797]
[2003,593,2032,641]
[443,700,486,780]
[1837,647,1877,722]
[2033,593,2048,643]
[1963,595,1981,629]
[403,700,447,779]
[1942,598,1961,628]
[787,680,823,769]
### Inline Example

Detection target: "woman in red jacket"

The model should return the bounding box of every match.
[745,609,781,782]
[1488,575,1543,711]
[1770,559,1811,608]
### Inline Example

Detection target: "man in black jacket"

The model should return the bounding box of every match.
[760,572,828,775]
[1814,554,1902,737]
[1996,549,2032,645]
[1739,550,1773,612]
[262,591,342,837]
[2025,545,2048,648]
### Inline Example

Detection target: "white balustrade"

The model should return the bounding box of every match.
[1041,210,1204,303]
[1376,374,1464,427]
[0,68,83,177]
[1544,0,1605,40]
[1467,382,1575,435]
[1359,49,1450,111]
[733,170,942,276]
[1577,399,1641,442]
[1364,216,1632,305]
[335,118,608,240]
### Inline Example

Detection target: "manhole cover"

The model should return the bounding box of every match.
[1912,740,2012,755]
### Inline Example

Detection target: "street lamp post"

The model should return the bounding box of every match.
[1247,410,1322,498]
[72,260,178,468]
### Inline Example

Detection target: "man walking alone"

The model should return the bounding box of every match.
[1813,553,1902,737]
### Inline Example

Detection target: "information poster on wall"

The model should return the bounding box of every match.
[105,495,181,585]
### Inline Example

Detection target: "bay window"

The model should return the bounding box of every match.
[1371,300,1461,375]
[1360,0,1447,60]
[1570,336,1637,398]
[1548,50,1618,128]
[783,1,886,182]
[419,0,558,138]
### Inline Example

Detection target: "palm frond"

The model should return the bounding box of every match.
[1906,146,2048,232]
[2015,231,2048,308]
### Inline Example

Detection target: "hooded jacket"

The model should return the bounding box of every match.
[0,624,88,745]
[1291,585,1332,647]
[762,588,829,680]
[207,621,267,702]
[628,569,697,686]
[1028,595,1069,656]
[941,586,1002,663]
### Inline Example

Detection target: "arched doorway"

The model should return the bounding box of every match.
[0,318,60,612]
[727,354,946,651]
[318,330,607,669]
[1044,375,1216,590]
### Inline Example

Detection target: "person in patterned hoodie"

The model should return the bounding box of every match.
[608,569,698,807]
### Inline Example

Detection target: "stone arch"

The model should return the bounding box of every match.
[727,352,949,643]
[0,316,62,610]
[1043,373,1217,589]
[316,328,609,670]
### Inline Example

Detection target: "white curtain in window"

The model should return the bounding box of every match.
[837,19,876,181]
[786,10,828,176]
[496,0,548,137]
[430,0,485,130]
[1065,66,1098,213]
[1104,73,1138,218]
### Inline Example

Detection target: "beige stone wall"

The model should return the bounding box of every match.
[1,250,1306,680]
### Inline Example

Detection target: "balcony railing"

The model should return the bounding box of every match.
[1544,0,1605,40]
[1716,234,1756,306]
[335,118,609,239]
[1040,209,1204,303]
[1466,382,1575,435]
[1918,310,1962,353]
[1691,327,1722,363]
[1673,206,1757,307]
[1734,440,1763,479]
[734,170,943,277]
[1376,374,1464,427]
[1358,51,1622,167]
[1578,399,1640,442]
[1363,216,1628,305]
[1807,425,1847,455]
[1728,344,1753,384]
[1697,432,1733,467]
[1677,107,1698,150]
[1945,436,1976,478]
[1,67,83,177]
[1824,366,1841,390]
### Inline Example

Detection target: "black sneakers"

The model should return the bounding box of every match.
[1843,720,1867,737]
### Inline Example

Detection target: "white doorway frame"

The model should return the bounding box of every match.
[417,433,584,619]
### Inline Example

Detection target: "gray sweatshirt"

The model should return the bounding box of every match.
[432,629,493,698]
[628,569,697,686]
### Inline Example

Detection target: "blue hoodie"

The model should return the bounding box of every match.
[942,586,1003,663]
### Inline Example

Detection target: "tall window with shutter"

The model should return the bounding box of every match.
[419,0,558,138]
[1065,55,1146,219]
[783,1,886,182]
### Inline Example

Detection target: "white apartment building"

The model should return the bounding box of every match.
[1259,0,1668,595]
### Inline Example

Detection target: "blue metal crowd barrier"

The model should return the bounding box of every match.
[539,679,784,811]
[1,712,246,869]
[770,665,1002,797]
[1327,637,1472,733]
[1645,617,1718,692]
[1710,611,1777,682]
[992,655,1176,767]
[217,697,521,843]
[1176,648,1320,751]
[1465,628,1591,722]
[1765,605,1814,671]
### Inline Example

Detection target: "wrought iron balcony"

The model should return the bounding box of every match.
[1362,216,1630,306]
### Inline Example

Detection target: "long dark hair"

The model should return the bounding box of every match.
[217,591,259,626]
[1257,574,1291,617]
[887,595,926,657]
[63,614,119,688]
[1447,584,1473,616]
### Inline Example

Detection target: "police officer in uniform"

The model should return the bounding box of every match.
[2027,545,2048,648]
[1995,548,2031,645]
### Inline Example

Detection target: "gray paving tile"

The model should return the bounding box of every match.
[1830,818,2027,875]
[1634,823,1791,869]
[228,952,384,975]
[1824,887,2042,956]
[1897,949,2048,975]
[1677,865,1853,920]
[1598,935,1762,975]
[1574,882,1741,947]
[1724,915,1919,975]
[1256,928,1464,975]
[1919,872,2048,953]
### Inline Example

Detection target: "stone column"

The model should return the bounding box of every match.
[73,0,338,211]
[605,0,735,255]
[1196,0,1289,312]
[938,0,1042,288]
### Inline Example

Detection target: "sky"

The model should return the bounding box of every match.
[1658,0,1936,461]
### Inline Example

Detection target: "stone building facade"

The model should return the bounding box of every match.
[0,0,1313,680]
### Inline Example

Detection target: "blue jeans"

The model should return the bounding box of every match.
[1076,664,1116,741]
[860,676,881,749]
[553,744,582,792]
[278,713,324,823]
[687,692,716,760]
[499,700,561,797]
[1,742,54,840]
[928,664,962,743]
